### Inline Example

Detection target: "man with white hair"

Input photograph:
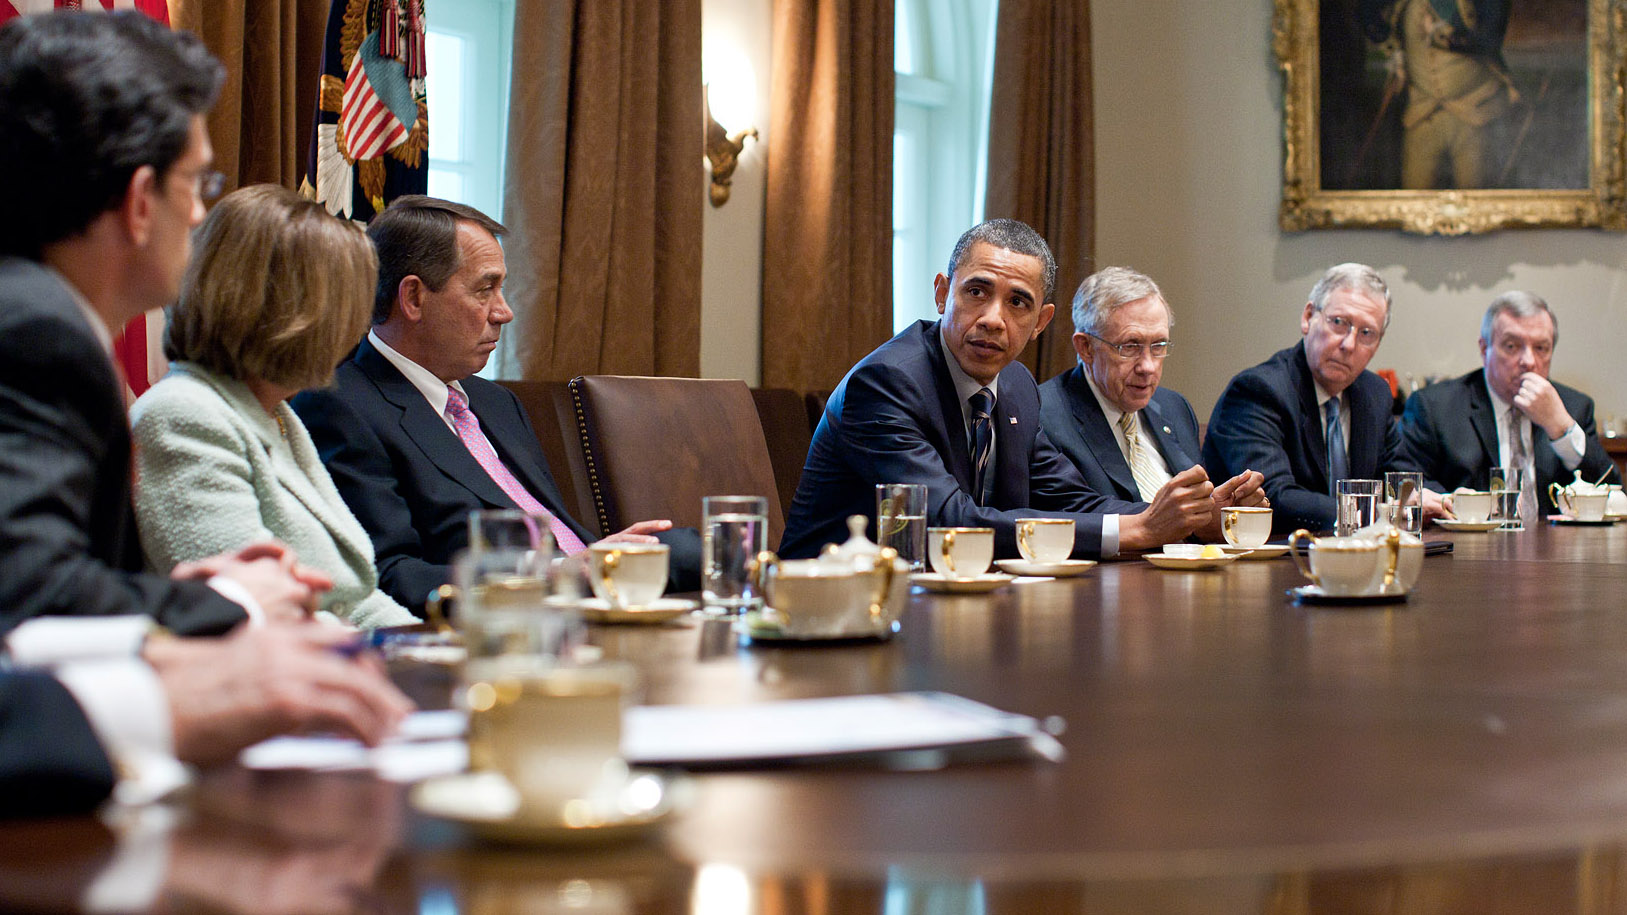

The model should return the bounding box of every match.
[1400,291,1616,523]
[1039,267,1264,519]
[1202,263,1441,534]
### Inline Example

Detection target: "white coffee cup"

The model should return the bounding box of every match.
[464,660,634,814]
[1289,530,1397,596]
[927,527,994,578]
[1451,490,1494,523]
[1572,491,1609,522]
[588,542,669,608]
[1015,518,1074,563]
[757,557,896,637]
[1221,506,1273,548]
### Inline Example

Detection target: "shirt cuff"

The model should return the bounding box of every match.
[1549,422,1586,471]
[206,575,265,625]
[1101,514,1121,558]
[54,659,189,807]
[4,616,153,667]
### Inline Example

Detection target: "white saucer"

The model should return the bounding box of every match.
[909,572,1015,593]
[994,558,1098,577]
[1435,518,1503,532]
[736,611,898,643]
[410,768,686,845]
[1218,543,1290,560]
[1144,553,1237,570]
[1287,584,1408,606]
[568,597,699,624]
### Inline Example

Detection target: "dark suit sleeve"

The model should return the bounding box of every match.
[296,388,442,614]
[0,672,115,818]
[840,363,1128,558]
[1204,371,1335,533]
[0,310,245,636]
[1399,390,1451,492]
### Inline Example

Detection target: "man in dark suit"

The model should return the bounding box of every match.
[294,197,699,612]
[1040,267,1262,513]
[0,11,325,635]
[1203,263,1445,535]
[1400,291,1616,522]
[781,220,1264,561]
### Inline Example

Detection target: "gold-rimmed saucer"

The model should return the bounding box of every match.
[410,769,687,845]
[1218,544,1291,560]
[909,572,1015,594]
[994,559,1098,577]
[1434,519,1503,532]
[1144,553,1237,570]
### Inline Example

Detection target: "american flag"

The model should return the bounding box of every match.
[0,0,172,400]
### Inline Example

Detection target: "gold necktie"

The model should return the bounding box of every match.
[1119,412,1164,503]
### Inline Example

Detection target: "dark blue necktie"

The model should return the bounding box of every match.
[1325,397,1348,496]
[970,388,994,506]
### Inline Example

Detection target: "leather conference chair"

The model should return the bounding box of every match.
[568,376,786,549]
[804,389,831,434]
[750,387,812,517]
[495,379,600,538]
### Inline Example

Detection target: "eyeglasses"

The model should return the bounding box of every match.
[1085,332,1171,361]
[1318,311,1383,348]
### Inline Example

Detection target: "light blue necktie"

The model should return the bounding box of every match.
[1325,397,1348,496]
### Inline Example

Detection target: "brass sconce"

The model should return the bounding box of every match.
[704,84,757,208]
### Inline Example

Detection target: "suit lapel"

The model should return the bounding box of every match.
[1063,367,1138,499]
[1465,373,1501,471]
[355,340,515,510]
[464,381,590,540]
[1143,395,1195,475]
[1291,345,1330,493]
[923,325,977,495]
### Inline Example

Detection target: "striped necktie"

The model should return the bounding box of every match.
[1118,412,1164,503]
[969,388,994,506]
[1325,398,1348,496]
[445,387,587,554]
[1507,406,1537,526]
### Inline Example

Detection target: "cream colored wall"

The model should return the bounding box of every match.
[1092,0,1627,432]
[699,0,771,385]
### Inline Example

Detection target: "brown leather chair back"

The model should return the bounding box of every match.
[804,390,831,434]
[569,376,785,548]
[495,380,600,538]
[751,387,812,517]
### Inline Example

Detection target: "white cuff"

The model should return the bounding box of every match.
[55,659,189,807]
[4,616,152,667]
[206,575,264,625]
[1101,514,1121,558]
[1549,422,1586,471]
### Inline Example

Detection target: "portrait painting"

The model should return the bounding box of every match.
[1275,0,1627,234]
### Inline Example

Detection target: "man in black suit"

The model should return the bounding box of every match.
[0,11,326,635]
[294,197,699,612]
[780,220,1264,561]
[1400,291,1616,522]
[1202,263,1445,534]
[1040,267,1262,512]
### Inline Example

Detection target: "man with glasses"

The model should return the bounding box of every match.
[1040,268,1266,531]
[1399,292,1616,523]
[1203,263,1442,534]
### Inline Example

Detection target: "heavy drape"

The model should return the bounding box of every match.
[171,0,330,192]
[500,0,703,381]
[760,0,893,392]
[984,0,1093,383]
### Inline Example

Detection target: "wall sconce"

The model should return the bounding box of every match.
[704,85,757,208]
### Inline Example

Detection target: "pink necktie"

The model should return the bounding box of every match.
[445,387,587,554]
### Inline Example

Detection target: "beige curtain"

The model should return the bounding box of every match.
[170,0,330,192]
[760,0,894,392]
[984,0,1093,383]
[501,0,703,381]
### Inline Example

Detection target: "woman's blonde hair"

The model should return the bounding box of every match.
[164,183,376,390]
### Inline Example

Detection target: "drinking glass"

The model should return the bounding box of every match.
[1336,478,1382,536]
[876,483,928,571]
[1491,466,1524,532]
[702,495,768,615]
[454,546,581,669]
[468,509,557,557]
[1384,471,1424,535]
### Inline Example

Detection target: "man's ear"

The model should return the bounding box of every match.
[397,276,426,322]
[1072,331,1093,367]
[120,165,160,246]
[1031,302,1056,340]
[933,273,950,314]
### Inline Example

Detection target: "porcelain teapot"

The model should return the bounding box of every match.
[1549,470,1615,520]
[749,516,902,637]
[1289,526,1409,596]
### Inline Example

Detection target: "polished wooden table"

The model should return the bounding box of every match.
[7,523,1627,914]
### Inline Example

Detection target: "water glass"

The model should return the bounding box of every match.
[1336,478,1382,536]
[1491,465,1524,531]
[876,483,928,571]
[702,495,768,614]
[454,546,580,667]
[468,508,557,557]
[1384,471,1424,535]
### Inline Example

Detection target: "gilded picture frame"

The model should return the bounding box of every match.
[1275,0,1627,235]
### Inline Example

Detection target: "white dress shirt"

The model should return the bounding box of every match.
[1485,378,1585,472]
[1083,369,1173,488]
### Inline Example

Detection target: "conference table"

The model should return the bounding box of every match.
[7,522,1627,913]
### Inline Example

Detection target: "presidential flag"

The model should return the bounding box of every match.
[0,0,172,400]
[302,0,428,222]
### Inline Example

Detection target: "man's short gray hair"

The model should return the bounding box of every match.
[1308,263,1392,330]
[1071,267,1173,337]
[1481,290,1558,348]
[944,218,1057,303]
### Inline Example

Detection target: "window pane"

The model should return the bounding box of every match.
[426,31,465,162]
[428,168,466,204]
[894,0,914,74]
